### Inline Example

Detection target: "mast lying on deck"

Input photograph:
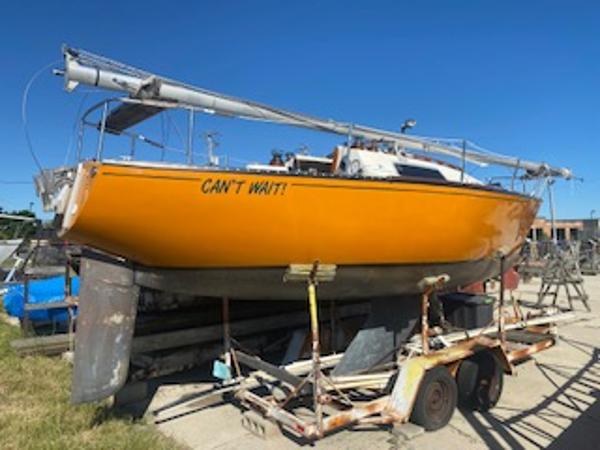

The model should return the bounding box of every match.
[58,46,571,179]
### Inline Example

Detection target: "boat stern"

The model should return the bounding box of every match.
[34,163,98,239]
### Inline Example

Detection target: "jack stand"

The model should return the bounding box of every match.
[329,299,337,354]
[580,240,599,275]
[537,243,590,312]
[284,262,336,438]
[223,297,234,367]
[417,274,450,354]
[498,253,507,343]
[212,297,234,381]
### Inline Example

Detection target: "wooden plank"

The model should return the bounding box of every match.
[24,266,66,277]
[437,311,574,345]
[234,350,308,393]
[132,303,369,354]
[11,303,368,357]
[10,334,72,356]
[505,330,553,345]
[24,301,75,312]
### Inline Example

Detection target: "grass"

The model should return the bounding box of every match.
[0,306,183,450]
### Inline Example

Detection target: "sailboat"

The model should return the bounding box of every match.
[32,46,577,405]
[36,46,571,301]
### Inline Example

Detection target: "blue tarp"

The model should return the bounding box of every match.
[3,275,79,323]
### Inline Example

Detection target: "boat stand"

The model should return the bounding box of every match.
[580,240,600,275]
[537,243,590,311]
[203,264,575,442]
[229,262,337,438]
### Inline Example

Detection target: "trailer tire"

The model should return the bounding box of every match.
[410,366,457,431]
[457,351,503,411]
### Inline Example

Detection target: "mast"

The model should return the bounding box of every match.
[58,46,572,179]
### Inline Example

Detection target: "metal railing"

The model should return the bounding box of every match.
[76,98,212,165]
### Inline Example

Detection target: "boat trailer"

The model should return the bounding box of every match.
[155,262,574,441]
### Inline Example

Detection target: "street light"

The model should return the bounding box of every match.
[400,119,417,134]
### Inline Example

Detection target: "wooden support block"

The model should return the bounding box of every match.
[10,334,71,356]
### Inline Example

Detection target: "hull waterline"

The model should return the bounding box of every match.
[133,257,520,300]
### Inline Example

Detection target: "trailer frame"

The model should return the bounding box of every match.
[198,264,576,441]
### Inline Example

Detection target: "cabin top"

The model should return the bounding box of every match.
[248,145,481,185]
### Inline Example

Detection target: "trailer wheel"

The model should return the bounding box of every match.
[457,351,503,411]
[410,366,457,431]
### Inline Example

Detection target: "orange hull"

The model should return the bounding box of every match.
[61,161,539,270]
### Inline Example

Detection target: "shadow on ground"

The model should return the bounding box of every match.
[462,342,600,449]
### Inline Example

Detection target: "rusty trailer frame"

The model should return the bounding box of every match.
[224,269,575,441]
[231,318,570,440]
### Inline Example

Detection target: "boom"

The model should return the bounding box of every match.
[59,46,571,179]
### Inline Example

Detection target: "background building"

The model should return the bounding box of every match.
[530,217,599,242]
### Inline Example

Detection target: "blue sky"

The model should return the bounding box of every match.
[1,0,598,218]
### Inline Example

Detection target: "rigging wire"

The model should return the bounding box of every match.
[63,87,107,164]
[21,59,61,174]
[164,110,185,147]
[159,113,167,161]
[63,92,90,165]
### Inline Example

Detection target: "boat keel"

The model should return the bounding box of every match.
[332,298,420,376]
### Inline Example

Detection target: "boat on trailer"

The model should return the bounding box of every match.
[33,46,574,404]
[37,46,570,301]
